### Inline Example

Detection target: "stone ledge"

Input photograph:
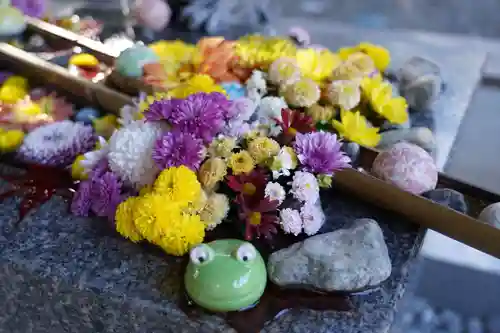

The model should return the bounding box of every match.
[0,164,424,333]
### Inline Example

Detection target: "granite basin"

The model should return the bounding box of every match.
[0,163,424,333]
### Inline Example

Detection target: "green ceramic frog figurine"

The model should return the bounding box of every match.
[0,0,26,38]
[184,239,267,312]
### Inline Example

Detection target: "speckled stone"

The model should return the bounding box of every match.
[0,163,425,333]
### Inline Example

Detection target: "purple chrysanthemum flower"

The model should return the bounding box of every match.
[71,180,93,217]
[143,99,175,122]
[11,0,46,18]
[88,158,110,180]
[90,171,124,220]
[18,121,96,167]
[152,130,205,171]
[294,132,351,175]
[0,72,12,85]
[169,92,227,143]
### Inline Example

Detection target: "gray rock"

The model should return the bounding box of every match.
[342,142,360,162]
[422,188,468,214]
[377,127,436,154]
[380,119,411,132]
[398,57,443,111]
[478,202,500,228]
[267,218,392,292]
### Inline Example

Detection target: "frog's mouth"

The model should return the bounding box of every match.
[187,290,261,312]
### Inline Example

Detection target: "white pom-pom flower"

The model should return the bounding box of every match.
[108,120,162,190]
[80,136,109,174]
[264,182,286,205]
[290,171,320,203]
[246,70,268,101]
[279,208,303,236]
[300,201,325,236]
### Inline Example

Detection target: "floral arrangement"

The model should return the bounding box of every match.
[140,36,408,148]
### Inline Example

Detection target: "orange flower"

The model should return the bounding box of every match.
[196,37,252,83]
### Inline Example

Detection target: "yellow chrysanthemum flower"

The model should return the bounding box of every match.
[153,166,202,205]
[247,137,280,164]
[132,194,176,242]
[296,48,342,82]
[0,129,24,153]
[154,210,205,256]
[115,197,143,242]
[361,77,409,124]
[167,74,226,99]
[139,92,170,116]
[338,42,391,72]
[149,40,199,64]
[207,137,237,159]
[332,109,381,147]
[268,57,301,87]
[228,150,255,175]
[198,157,227,191]
[199,192,230,230]
[71,155,88,180]
[283,77,320,107]
[0,76,28,104]
[306,104,336,123]
[235,35,297,69]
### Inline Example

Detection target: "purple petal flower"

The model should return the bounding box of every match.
[169,92,227,143]
[152,130,205,171]
[143,99,176,122]
[0,72,12,85]
[17,121,96,167]
[294,132,351,175]
[89,158,110,180]
[71,180,93,217]
[90,171,123,220]
[11,0,46,18]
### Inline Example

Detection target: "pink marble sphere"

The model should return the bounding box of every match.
[133,0,171,32]
[372,142,438,195]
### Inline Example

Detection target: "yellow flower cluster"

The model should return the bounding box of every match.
[0,128,24,152]
[338,42,391,72]
[115,166,206,256]
[167,74,226,99]
[235,35,297,69]
[361,76,408,124]
[0,76,28,104]
[332,109,381,147]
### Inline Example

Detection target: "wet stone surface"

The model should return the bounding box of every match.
[0,163,426,332]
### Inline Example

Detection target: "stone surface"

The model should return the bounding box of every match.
[478,203,500,229]
[267,218,392,291]
[0,163,424,333]
[397,57,443,111]
[341,142,360,162]
[422,188,468,214]
[377,127,437,154]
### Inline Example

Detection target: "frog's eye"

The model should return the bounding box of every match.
[235,243,257,263]
[190,244,214,265]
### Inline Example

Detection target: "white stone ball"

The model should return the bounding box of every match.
[372,141,438,195]
[478,203,500,229]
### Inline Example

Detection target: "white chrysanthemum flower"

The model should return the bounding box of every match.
[327,80,361,110]
[80,136,110,174]
[108,120,162,190]
[290,171,320,203]
[300,201,325,236]
[264,182,286,205]
[272,147,296,179]
[258,96,287,123]
[280,208,303,236]
[246,70,267,100]
[118,92,147,126]
[230,97,257,123]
